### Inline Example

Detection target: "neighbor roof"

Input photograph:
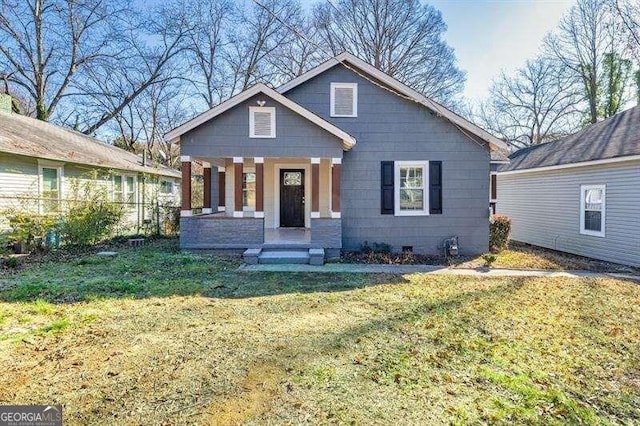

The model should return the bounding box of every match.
[165,83,357,150]
[0,111,180,178]
[277,52,509,153]
[501,105,640,173]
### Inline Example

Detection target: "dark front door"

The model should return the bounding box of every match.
[280,169,305,227]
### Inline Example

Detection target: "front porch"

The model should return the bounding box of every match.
[179,156,342,255]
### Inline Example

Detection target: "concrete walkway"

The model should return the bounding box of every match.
[238,263,640,281]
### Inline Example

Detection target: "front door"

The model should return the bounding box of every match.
[280,169,305,227]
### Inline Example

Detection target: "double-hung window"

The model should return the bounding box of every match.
[580,184,605,237]
[40,165,62,213]
[160,180,174,195]
[394,161,429,216]
[113,174,137,206]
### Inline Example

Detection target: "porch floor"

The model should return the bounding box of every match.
[264,228,311,245]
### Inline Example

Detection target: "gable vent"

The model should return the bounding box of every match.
[249,106,275,138]
[331,83,357,117]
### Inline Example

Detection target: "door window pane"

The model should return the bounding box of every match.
[283,172,302,186]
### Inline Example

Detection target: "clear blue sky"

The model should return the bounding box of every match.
[301,0,574,102]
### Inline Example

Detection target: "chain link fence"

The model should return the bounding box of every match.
[0,195,180,245]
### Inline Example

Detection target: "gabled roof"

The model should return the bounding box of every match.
[165,83,357,150]
[277,52,509,152]
[500,105,640,173]
[0,111,180,178]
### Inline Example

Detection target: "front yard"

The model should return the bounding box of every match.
[1,240,639,424]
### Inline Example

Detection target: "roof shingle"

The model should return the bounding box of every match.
[501,105,640,172]
[0,111,180,178]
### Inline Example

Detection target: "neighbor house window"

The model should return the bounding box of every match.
[243,171,256,210]
[330,83,358,117]
[113,174,137,206]
[394,161,429,216]
[249,106,276,138]
[160,180,174,194]
[580,184,605,237]
[40,166,62,213]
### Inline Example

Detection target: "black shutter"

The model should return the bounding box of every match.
[381,161,394,214]
[429,161,442,214]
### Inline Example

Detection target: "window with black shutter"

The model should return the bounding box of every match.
[381,161,394,214]
[429,161,442,214]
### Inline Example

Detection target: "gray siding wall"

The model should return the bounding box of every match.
[285,65,490,255]
[497,161,640,267]
[180,94,343,159]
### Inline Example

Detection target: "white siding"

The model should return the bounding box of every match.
[497,160,640,267]
[0,152,39,213]
[1,152,180,231]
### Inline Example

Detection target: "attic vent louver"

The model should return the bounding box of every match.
[331,83,357,117]
[249,106,275,138]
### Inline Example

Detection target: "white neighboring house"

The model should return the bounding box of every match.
[497,105,640,267]
[0,107,181,231]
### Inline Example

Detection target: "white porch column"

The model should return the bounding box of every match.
[233,157,243,217]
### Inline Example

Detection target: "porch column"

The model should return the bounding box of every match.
[218,166,226,212]
[181,156,192,216]
[233,157,243,217]
[331,158,341,218]
[311,158,320,218]
[202,162,212,214]
[254,157,264,218]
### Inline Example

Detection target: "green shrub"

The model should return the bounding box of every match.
[6,211,58,249]
[482,254,497,267]
[490,214,511,253]
[61,199,123,246]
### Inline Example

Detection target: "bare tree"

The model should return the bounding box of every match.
[225,0,301,94]
[478,57,583,149]
[76,1,192,135]
[267,18,326,84]
[184,0,234,108]
[0,0,128,121]
[544,0,629,124]
[614,0,640,60]
[312,0,465,104]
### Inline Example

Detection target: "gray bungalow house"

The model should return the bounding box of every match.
[498,105,640,267]
[167,53,508,260]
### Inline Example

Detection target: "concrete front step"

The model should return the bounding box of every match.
[259,250,310,264]
[243,248,325,265]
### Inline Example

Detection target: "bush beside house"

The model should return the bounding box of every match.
[490,214,511,253]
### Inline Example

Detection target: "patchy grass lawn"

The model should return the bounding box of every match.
[1,240,639,424]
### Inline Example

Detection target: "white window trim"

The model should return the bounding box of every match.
[112,174,138,205]
[579,184,606,237]
[249,106,276,138]
[37,160,64,214]
[394,161,429,216]
[330,82,358,117]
